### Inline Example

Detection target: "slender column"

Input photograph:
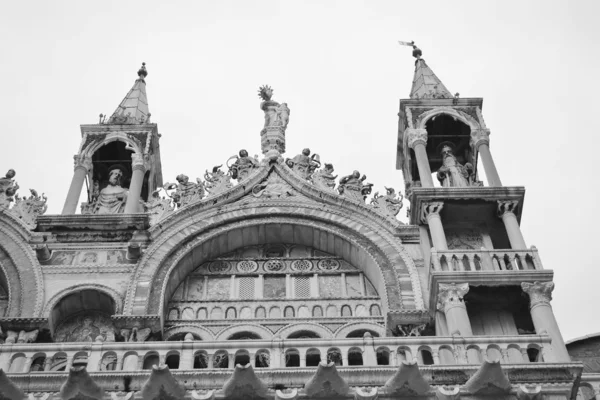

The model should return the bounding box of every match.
[421,201,448,250]
[124,153,147,214]
[62,155,92,214]
[437,283,472,336]
[497,201,527,249]
[471,129,502,186]
[407,128,434,187]
[521,282,570,362]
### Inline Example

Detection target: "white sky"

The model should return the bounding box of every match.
[1,0,598,341]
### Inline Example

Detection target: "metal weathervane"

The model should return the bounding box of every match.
[398,40,422,59]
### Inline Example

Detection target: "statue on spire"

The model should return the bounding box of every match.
[258,85,289,160]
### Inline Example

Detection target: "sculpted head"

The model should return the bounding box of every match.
[5,169,15,179]
[302,148,311,156]
[108,169,123,186]
[324,163,334,172]
[239,149,249,158]
[352,170,360,178]
[176,174,189,184]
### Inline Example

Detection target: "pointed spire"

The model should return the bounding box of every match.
[108,62,151,124]
[409,46,453,100]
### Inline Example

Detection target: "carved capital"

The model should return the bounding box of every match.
[470,129,490,150]
[497,200,519,218]
[420,201,444,224]
[73,155,92,172]
[406,128,428,149]
[131,153,147,172]
[437,283,469,311]
[522,281,554,307]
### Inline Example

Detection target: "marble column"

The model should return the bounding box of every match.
[521,281,570,362]
[421,201,448,250]
[407,128,434,187]
[124,153,147,214]
[437,283,473,336]
[62,155,92,214]
[471,129,502,186]
[497,200,527,249]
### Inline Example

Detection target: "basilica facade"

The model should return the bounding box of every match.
[0,50,592,400]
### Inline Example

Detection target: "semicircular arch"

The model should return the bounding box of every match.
[163,325,214,341]
[276,323,333,339]
[417,107,481,131]
[214,324,273,341]
[43,283,123,318]
[83,133,143,159]
[334,322,386,339]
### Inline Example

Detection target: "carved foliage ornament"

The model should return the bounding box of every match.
[406,128,428,149]
[437,282,469,311]
[497,200,519,218]
[421,201,444,224]
[370,187,403,219]
[521,281,554,306]
[470,129,491,149]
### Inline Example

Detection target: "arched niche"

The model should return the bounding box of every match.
[150,220,407,326]
[48,287,119,342]
[89,141,134,200]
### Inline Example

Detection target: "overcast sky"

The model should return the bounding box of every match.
[1,0,598,341]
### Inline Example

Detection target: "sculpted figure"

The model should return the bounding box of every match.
[286,148,321,180]
[0,169,19,209]
[252,173,294,198]
[228,149,259,182]
[277,103,290,129]
[167,174,205,208]
[9,189,47,229]
[371,187,403,219]
[313,163,337,191]
[437,145,474,187]
[204,165,233,196]
[338,170,373,202]
[258,85,290,132]
[93,169,128,214]
[143,189,173,225]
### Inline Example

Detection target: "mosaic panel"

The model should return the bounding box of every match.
[206,277,230,300]
[55,313,115,343]
[187,277,205,300]
[264,276,286,298]
[239,277,255,299]
[346,274,363,297]
[319,276,341,298]
[46,250,133,265]
[295,276,311,298]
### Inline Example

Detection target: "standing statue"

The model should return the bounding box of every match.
[0,169,19,209]
[92,169,128,214]
[228,149,259,182]
[277,103,290,130]
[338,170,373,202]
[10,189,48,229]
[143,189,173,225]
[313,163,338,191]
[286,148,321,180]
[204,165,233,197]
[165,174,205,208]
[371,187,403,219]
[258,85,290,132]
[437,145,474,187]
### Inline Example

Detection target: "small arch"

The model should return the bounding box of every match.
[30,353,47,372]
[255,349,270,368]
[181,307,195,320]
[327,348,343,366]
[376,347,390,366]
[211,307,223,319]
[234,350,251,367]
[341,305,352,317]
[72,351,88,368]
[269,306,281,318]
[287,330,321,339]
[507,344,524,363]
[285,349,300,367]
[439,345,456,364]
[466,345,482,364]
[49,352,67,371]
[306,348,321,367]
[122,351,139,371]
[527,344,542,362]
[228,331,262,340]
[370,304,381,316]
[100,351,118,371]
[336,322,385,339]
[213,350,229,368]
[163,325,214,341]
[9,353,26,373]
[197,307,208,319]
[255,306,266,319]
[239,306,252,319]
[168,308,180,320]
[326,305,338,317]
[312,306,323,317]
[225,307,237,319]
[346,329,380,338]
[417,346,434,365]
[165,352,180,369]
[397,346,412,363]
[194,351,209,369]
[348,347,363,366]
[277,323,333,339]
[355,304,367,317]
[215,324,272,341]
[298,305,310,318]
[142,352,160,370]
[284,306,295,318]
[486,344,502,362]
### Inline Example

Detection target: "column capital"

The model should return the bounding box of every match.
[406,128,428,149]
[420,201,444,224]
[470,129,491,150]
[522,281,554,307]
[497,200,519,218]
[73,155,92,172]
[437,282,469,312]
[131,153,149,172]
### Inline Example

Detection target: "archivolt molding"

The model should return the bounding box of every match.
[334,322,386,339]
[42,283,124,318]
[0,212,43,317]
[82,132,144,159]
[416,107,481,131]
[275,323,334,339]
[214,323,273,341]
[163,325,215,341]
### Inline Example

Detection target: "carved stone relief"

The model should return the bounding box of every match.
[54,313,116,343]
[446,228,484,250]
[44,250,134,265]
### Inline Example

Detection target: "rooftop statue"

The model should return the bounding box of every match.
[258,85,290,132]
[163,174,205,209]
[143,189,173,225]
[338,170,373,202]
[228,149,259,182]
[0,169,19,209]
[204,165,233,197]
[286,148,321,180]
[252,173,295,198]
[371,187,403,219]
[92,168,128,214]
[10,189,48,229]
[437,145,474,188]
[313,163,337,191]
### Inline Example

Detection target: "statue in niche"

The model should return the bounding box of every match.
[0,169,19,209]
[258,85,290,132]
[92,168,128,214]
[119,327,152,342]
[252,173,295,198]
[436,145,474,188]
[143,189,174,225]
[338,170,373,202]
[286,148,321,180]
[204,165,233,197]
[55,314,115,343]
[164,174,205,208]
[313,163,337,191]
[10,188,47,229]
[228,149,259,182]
[371,187,403,218]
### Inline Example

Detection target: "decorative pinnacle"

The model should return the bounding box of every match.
[398,40,422,59]
[137,62,148,79]
[258,85,273,101]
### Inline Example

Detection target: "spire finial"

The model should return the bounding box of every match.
[137,62,148,79]
[398,40,422,59]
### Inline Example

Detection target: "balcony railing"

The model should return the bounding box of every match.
[0,334,553,374]
[431,247,543,272]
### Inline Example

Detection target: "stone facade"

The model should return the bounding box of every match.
[0,56,584,400]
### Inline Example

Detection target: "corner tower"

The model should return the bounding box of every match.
[61,63,163,215]
[397,45,569,362]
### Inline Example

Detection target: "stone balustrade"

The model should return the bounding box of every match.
[0,334,553,374]
[431,247,543,272]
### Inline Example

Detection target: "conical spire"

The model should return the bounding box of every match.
[108,63,151,124]
[409,47,453,100]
